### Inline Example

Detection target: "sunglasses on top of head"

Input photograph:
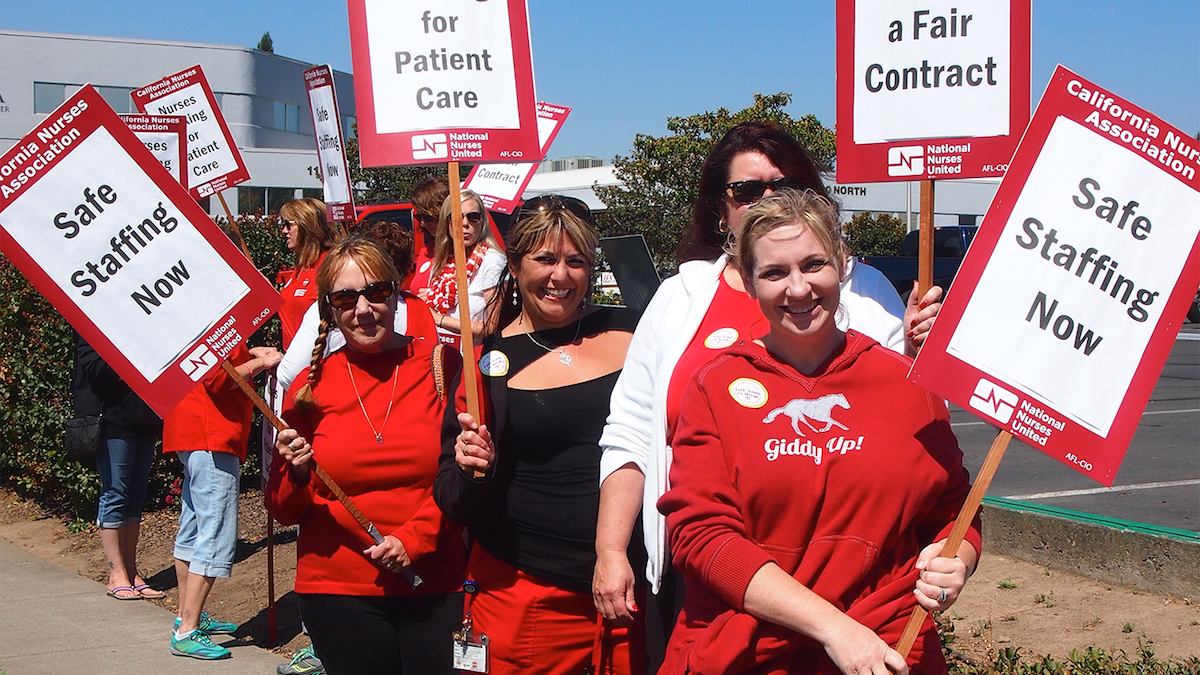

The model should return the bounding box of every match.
[724,177,804,205]
[516,194,594,225]
[414,212,438,226]
[325,280,397,311]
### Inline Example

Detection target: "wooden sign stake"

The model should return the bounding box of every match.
[895,429,1013,658]
[214,191,255,261]
[446,161,486,478]
[917,179,935,297]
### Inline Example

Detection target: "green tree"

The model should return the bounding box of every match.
[257,32,274,53]
[844,211,908,256]
[594,92,836,272]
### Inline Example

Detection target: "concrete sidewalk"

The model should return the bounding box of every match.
[0,537,286,675]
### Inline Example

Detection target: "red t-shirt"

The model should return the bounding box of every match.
[268,339,466,596]
[665,274,767,442]
[162,343,253,461]
[279,252,327,349]
[409,247,436,299]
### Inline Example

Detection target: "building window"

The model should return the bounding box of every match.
[343,116,357,138]
[96,86,135,113]
[267,187,295,214]
[274,101,299,132]
[302,188,323,200]
[239,186,266,215]
[34,82,66,113]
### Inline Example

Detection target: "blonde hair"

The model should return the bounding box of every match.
[431,189,499,273]
[736,188,845,283]
[292,237,400,410]
[280,198,343,269]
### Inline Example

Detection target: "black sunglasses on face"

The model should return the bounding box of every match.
[414,212,437,225]
[724,177,804,205]
[325,280,397,311]
[463,211,485,225]
[517,194,594,225]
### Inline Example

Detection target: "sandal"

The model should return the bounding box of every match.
[107,585,142,601]
[134,583,166,599]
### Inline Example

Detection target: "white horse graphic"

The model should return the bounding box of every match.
[762,394,850,436]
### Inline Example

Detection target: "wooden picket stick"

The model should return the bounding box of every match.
[446,162,486,479]
[917,179,935,297]
[895,429,1013,658]
[214,191,255,261]
[219,361,423,588]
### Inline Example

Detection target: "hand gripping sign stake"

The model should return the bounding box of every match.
[221,361,424,589]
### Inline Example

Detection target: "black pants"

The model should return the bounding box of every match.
[298,592,463,675]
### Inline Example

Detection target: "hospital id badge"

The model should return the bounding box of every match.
[452,633,489,673]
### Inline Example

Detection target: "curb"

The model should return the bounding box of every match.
[981,496,1200,598]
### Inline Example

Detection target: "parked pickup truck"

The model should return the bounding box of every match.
[859,225,978,301]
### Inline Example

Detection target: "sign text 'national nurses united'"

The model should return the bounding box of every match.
[120,114,187,186]
[0,85,280,416]
[304,65,356,221]
[836,0,1030,183]
[463,102,571,214]
[909,66,1200,485]
[348,0,541,166]
[132,65,251,200]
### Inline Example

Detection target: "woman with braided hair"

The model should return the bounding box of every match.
[267,236,467,675]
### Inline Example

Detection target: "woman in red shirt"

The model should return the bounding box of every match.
[268,237,466,675]
[279,197,343,348]
[657,189,980,675]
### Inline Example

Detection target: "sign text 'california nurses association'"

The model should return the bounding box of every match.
[0,85,280,416]
[836,0,1031,183]
[348,0,541,166]
[910,66,1200,485]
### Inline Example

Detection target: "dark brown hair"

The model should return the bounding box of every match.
[681,121,830,263]
[280,197,343,269]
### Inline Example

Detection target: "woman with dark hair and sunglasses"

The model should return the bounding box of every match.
[410,176,451,298]
[268,236,467,675]
[426,188,506,346]
[436,195,644,675]
[593,121,944,670]
[279,197,344,348]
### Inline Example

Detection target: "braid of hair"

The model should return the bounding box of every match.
[293,318,331,410]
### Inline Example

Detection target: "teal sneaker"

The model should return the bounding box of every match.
[277,643,325,675]
[171,631,231,660]
[174,611,239,635]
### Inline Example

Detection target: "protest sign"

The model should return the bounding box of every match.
[0,85,280,416]
[836,0,1031,182]
[120,114,187,186]
[909,66,1200,485]
[463,102,571,213]
[303,65,356,222]
[132,65,251,200]
[348,0,541,166]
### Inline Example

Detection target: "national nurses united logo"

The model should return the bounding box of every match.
[968,378,1019,424]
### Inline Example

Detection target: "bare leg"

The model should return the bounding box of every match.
[120,520,142,585]
[100,526,136,597]
[178,567,216,635]
[175,558,191,622]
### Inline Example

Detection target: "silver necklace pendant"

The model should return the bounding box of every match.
[558,350,572,366]
[375,434,384,444]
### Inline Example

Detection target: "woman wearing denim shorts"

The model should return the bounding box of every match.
[73,331,164,601]
[162,342,281,660]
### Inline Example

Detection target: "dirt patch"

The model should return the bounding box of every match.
[2,487,1197,664]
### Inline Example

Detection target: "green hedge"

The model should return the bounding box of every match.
[0,213,292,521]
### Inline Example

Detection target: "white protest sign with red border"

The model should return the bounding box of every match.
[836,0,1031,182]
[120,114,187,186]
[463,102,571,214]
[348,0,541,166]
[909,66,1200,485]
[132,65,251,200]
[0,85,280,417]
[303,65,356,222]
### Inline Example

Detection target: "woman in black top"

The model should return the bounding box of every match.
[435,196,643,675]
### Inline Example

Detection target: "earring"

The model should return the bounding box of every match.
[511,283,519,306]
[718,219,730,234]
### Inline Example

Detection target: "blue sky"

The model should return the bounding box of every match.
[3,1,1196,159]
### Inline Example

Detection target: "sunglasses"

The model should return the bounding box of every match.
[463,211,485,226]
[517,194,593,225]
[414,212,437,225]
[325,280,397,311]
[724,177,804,205]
